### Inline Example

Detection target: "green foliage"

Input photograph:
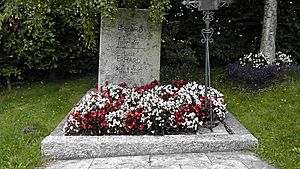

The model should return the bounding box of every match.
[0,76,96,168]
[0,0,171,87]
[162,0,264,65]
[149,0,171,22]
[220,81,300,169]
[161,0,299,65]
[0,0,299,88]
[0,27,21,77]
[1,66,299,168]
[163,63,300,169]
[277,0,300,63]
[161,20,196,64]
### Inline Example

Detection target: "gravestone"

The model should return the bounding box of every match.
[99,8,161,86]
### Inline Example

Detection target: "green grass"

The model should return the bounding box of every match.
[220,84,300,169]
[161,63,300,168]
[0,76,96,169]
[0,65,299,169]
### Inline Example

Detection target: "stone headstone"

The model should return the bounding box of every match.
[99,8,161,86]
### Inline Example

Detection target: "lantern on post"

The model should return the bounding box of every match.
[182,0,233,129]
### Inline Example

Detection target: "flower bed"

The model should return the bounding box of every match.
[64,80,227,136]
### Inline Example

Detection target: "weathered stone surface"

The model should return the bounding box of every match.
[41,133,257,160]
[46,159,93,169]
[45,151,276,169]
[210,160,248,169]
[42,95,258,160]
[99,8,161,86]
[149,153,211,167]
[242,161,275,169]
[137,165,181,169]
[41,110,258,160]
[206,151,261,161]
[196,122,228,135]
[89,156,149,169]
[206,151,275,169]
[180,165,209,169]
[223,113,253,135]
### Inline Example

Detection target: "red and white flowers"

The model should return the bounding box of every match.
[64,80,227,136]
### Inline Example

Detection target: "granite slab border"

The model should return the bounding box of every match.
[41,91,258,160]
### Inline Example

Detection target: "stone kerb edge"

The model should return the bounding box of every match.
[41,90,258,160]
[42,133,258,160]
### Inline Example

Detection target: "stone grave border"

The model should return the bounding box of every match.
[41,90,258,160]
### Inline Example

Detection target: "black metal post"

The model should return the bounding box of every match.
[182,0,231,130]
[201,11,214,127]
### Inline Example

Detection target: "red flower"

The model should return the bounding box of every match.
[100,121,108,127]
[139,124,145,131]
[105,103,113,108]
[200,96,206,102]
[119,82,127,88]
[177,80,186,88]
[91,110,97,117]
[148,80,159,89]
[175,112,185,125]
[179,104,190,112]
[171,80,176,86]
[162,92,171,100]
[200,112,207,119]
[95,83,99,90]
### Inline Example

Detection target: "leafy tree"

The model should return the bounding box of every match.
[0,0,298,90]
[0,0,171,90]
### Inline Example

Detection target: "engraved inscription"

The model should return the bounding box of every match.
[115,64,143,75]
[118,22,144,33]
[115,22,145,76]
[116,36,143,49]
[100,9,161,86]
[117,54,141,64]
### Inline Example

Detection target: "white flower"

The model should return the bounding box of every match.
[65,81,228,135]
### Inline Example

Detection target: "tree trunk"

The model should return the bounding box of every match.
[6,76,11,91]
[260,0,277,63]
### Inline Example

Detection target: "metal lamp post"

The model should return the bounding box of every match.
[182,0,232,129]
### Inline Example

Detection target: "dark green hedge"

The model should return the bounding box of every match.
[162,0,299,65]
[0,0,299,86]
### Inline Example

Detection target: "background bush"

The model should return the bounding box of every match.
[223,60,300,90]
[162,0,299,65]
[0,0,299,88]
[223,62,278,90]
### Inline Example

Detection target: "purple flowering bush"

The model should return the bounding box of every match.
[224,52,300,90]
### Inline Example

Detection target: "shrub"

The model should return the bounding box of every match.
[0,0,170,87]
[223,52,300,90]
[64,80,227,136]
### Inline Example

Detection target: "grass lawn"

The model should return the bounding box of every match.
[0,65,299,168]
[0,76,96,169]
[220,80,300,169]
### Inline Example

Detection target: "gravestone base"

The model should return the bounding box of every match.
[41,90,258,160]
